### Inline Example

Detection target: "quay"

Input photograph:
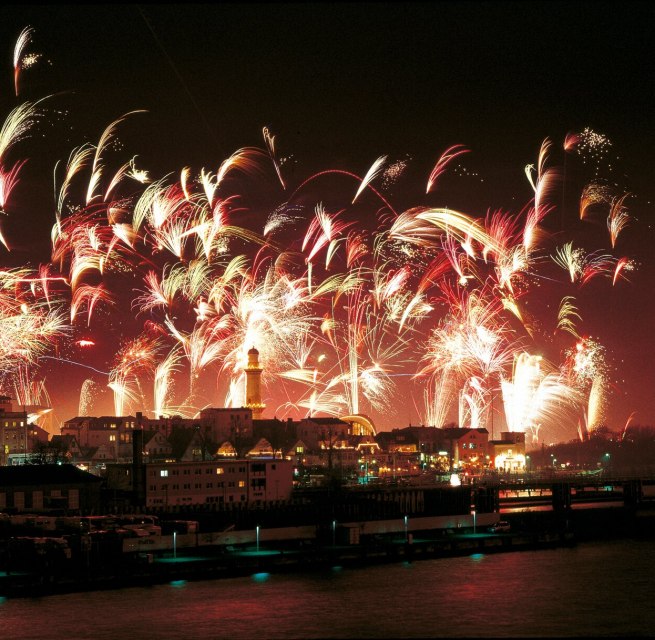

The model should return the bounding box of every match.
[0,516,578,597]
[2,471,655,598]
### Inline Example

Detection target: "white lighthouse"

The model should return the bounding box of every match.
[244,346,265,419]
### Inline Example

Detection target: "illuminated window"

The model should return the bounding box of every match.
[109,435,116,442]
[160,469,168,477]
[216,468,224,475]
[238,480,246,488]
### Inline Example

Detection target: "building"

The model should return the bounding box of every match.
[106,458,293,508]
[0,395,49,465]
[372,426,491,476]
[61,415,138,461]
[0,464,103,513]
[296,417,351,450]
[197,407,253,444]
[441,427,490,472]
[489,431,526,472]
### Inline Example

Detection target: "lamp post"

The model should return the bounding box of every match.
[404,515,408,542]
[256,525,260,552]
[173,530,177,559]
[332,519,336,548]
[472,509,476,534]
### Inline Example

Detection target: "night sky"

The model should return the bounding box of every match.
[0,3,654,436]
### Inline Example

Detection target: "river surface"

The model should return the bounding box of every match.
[2,538,654,639]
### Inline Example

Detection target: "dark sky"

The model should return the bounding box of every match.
[0,3,654,434]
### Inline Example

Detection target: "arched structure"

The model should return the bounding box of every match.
[340,414,377,437]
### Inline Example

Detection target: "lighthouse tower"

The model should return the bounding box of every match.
[244,346,265,419]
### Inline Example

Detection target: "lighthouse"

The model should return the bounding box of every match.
[244,346,265,419]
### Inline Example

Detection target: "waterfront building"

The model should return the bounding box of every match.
[106,458,293,507]
[372,426,491,476]
[441,427,490,473]
[489,431,526,472]
[0,464,103,513]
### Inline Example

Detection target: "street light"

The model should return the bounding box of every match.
[472,509,476,534]
[404,515,408,542]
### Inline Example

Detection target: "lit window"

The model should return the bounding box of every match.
[216,468,224,475]
[160,469,168,477]
[238,480,245,488]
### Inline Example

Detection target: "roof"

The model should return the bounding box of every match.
[441,427,489,439]
[0,464,102,486]
[50,434,78,446]
[301,417,349,425]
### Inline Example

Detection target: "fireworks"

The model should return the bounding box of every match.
[0,33,640,444]
[352,156,387,204]
[607,193,630,249]
[573,127,617,176]
[579,182,611,220]
[426,145,469,194]
[381,157,410,190]
[13,27,34,96]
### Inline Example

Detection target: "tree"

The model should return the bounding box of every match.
[30,439,70,465]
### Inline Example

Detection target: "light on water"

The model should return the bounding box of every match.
[252,572,270,582]
[169,580,187,588]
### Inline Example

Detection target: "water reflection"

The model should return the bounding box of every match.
[1,539,652,639]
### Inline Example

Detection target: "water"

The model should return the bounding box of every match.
[2,539,655,639]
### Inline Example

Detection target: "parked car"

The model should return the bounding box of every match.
[488,520,511,533]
